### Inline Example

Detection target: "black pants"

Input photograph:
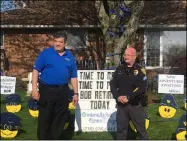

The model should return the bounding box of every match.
[116,103,148,140]
[37,83,69,140]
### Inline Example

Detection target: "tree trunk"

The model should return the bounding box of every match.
[95,0,145,66]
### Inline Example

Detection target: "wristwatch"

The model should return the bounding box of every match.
[74,93,79,96]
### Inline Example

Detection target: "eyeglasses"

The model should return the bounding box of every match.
[123,54,136,57]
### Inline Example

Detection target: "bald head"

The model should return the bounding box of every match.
[123,47,137,67]
[125,47,136,56]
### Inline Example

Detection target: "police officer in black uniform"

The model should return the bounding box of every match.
[110,47,148,140]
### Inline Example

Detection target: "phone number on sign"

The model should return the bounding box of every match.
[82,126,116,131]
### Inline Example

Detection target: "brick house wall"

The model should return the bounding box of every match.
[3,29,108,78]
[4,33,53,78]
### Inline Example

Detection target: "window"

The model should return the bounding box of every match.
[162,31,186,50]
[0,32,4,49]
[144,30,186,68]
[145,31,160,67]
[162,31,186,67]
[66,30,87,50]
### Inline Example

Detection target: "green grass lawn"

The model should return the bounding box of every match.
[1,90,186,140]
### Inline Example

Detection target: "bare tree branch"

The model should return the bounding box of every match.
[95,1,109,36]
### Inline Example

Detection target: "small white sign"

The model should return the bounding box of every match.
[75,109,117,132]
[158,74,184,94]
[1,76,16,94]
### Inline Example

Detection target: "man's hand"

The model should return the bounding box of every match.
[117,96,129,104]
[117,96,125,104]
[123,96,129,103]
[32,89,40,101]
[72,94,79,106]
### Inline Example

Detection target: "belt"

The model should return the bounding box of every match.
[39,81,68,89]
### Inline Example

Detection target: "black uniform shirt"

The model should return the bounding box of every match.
[110,63,147,102]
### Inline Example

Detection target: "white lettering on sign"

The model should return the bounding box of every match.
[1,76,16,94]
[75,70,116,132]
[158,74,184,94]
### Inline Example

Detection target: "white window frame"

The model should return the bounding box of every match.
[159,31,163,68]
[0,32,4,49]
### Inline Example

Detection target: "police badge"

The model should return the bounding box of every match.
[134,70,138,75]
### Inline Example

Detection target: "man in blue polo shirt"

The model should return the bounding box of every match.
[32,31,78,140]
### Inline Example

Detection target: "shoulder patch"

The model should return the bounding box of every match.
[141,67,146,75]
[143,76,147,81]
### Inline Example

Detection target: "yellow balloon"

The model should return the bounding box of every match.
[129,118,150,132]
[176,130,187,140]
[0,129,18,138]
[29,109,39,117]
[159,105,176,118]
[6,105,21,113]
[69,102,76,110]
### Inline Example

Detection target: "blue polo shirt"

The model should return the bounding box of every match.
[33,47,77,85]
